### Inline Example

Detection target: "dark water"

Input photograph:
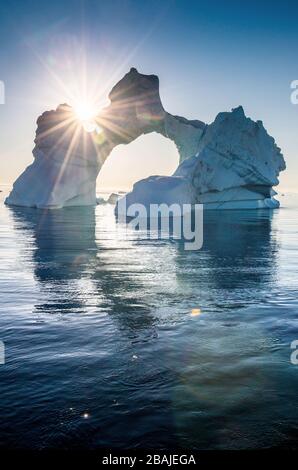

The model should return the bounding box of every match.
[0,189,298,450]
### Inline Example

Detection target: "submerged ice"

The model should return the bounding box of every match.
[5,68,286,210]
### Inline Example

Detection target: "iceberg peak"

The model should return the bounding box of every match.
[232,105,245,116]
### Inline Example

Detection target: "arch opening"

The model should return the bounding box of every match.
[96,132,180,193]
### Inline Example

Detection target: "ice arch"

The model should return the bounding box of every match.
[5,68,285,209]
[5,68,205,208]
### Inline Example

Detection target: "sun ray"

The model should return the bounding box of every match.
[46,120,79,159]
[52,124,82,196]
[36,114,77,142]
[95,115,134,143]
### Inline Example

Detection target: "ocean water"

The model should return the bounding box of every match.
[0,186,298,450]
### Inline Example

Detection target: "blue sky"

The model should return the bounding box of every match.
[0,0,297,190]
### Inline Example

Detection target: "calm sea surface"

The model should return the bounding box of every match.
[0,186,298,450]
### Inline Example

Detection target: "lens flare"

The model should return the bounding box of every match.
[74,102,96,121]
[74,101,98,132]
[191,308,201,316]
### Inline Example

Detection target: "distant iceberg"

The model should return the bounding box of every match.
[5,68,285,210]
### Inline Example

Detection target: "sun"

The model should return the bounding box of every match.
[73,100,99,132]
[74,101,97,122]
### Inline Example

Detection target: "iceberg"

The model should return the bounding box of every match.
[118,105,285,211]
[5,68,285,210]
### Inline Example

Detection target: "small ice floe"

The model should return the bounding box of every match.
[96,196,106,205]
[107,193,119,204]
